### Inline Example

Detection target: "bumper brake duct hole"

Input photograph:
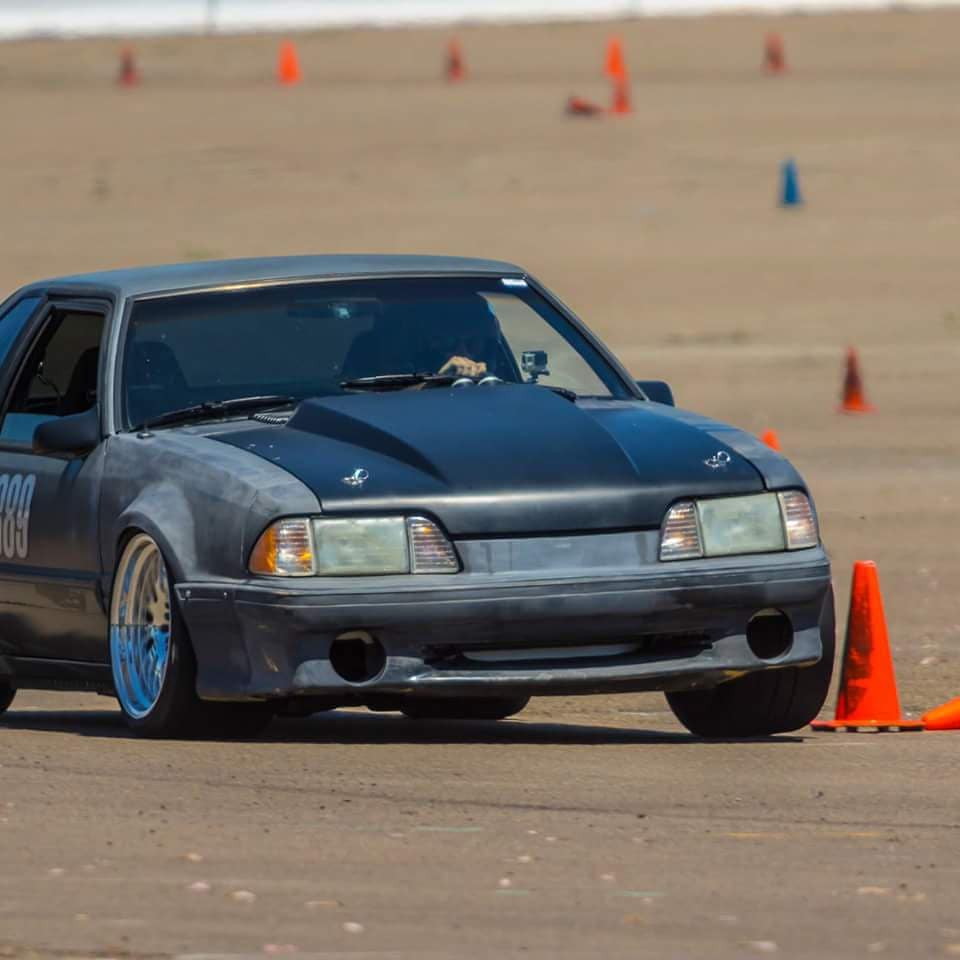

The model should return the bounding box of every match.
[746,610,793,661]
[329,631,387,684]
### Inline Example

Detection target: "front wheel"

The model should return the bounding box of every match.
[666,588,836,738]
[401,695,530,721]
[110,533,272,740]
[0,683,15,716]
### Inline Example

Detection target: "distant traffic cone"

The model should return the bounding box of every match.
[117,47,140,87]
[604,36,631,115]
[277,40,302,86]
[605,37,627,81]
[764,32,786,73]
[812,562,923,732]
[838,347,875,413]
[566,95,604,116]
[446,38,466,82]
[922,697,960,731]
[610,78,632,115]
[779,158,802,207]
[761,428,781,451]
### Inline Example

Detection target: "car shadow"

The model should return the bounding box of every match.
[0,707,804,746]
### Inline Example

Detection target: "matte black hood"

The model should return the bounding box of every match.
[215,387,773,536]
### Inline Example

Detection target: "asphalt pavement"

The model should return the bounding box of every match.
[1,691,957,959]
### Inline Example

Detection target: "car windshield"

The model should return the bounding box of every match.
[121,276,629,428]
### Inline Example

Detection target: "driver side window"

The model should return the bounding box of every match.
[0,310,105,446]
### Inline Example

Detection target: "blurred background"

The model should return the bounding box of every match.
[2,0,936,37]
[0,0,958,711]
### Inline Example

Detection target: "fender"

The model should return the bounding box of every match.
[111,485,198,584]
[98,433,321,591]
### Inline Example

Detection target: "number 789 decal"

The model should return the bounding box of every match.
[0,473,37,560]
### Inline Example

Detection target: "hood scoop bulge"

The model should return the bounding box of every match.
[217,386,765,536]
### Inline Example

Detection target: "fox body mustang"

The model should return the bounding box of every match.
[0,256,833,738]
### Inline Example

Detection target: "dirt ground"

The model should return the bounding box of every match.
[0,10,959,958]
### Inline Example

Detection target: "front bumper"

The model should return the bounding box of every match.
[176,546,833,702]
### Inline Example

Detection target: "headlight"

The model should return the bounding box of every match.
[249,515,460,576]
[698,493,785,557]
[313,517,410,575]
[659,491,818,561]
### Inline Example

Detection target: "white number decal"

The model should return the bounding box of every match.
[15,474,35,559]
[0,473,36,560]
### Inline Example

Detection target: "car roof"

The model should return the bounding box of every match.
[24,255,527,301]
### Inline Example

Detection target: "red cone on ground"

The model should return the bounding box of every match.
[839,346,875,413]
[604,38,631,115]
[117,47,141,87]
[761,428,781,451]
[277,40,302,86]
[922,697,960,731]
[610,77,632,115]
[605,37,627,81]
[566,95,604,116]
[446,38,466,82]
[764,32,786,73]
[811,561,923,732]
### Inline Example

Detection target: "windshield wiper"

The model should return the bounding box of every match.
[136,395,300,431]
[340,373,458,392]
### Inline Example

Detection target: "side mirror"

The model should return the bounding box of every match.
[636,380,675,406]
[33,407,100,457]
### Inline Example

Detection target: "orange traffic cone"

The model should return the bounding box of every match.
[117,47,141,87]
[922,697,960,731]
[446,38,466,82]
[566,95,604,116]
[605,36,631,115]
[605,37,627,81]
[764,32,786,74]
[761,428,781,451]
[839,346,874,413]
[812,562,922,732]
[610,78,632,115]
[277,40,302,86]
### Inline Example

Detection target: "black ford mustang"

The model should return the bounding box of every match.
[0,256,833,738]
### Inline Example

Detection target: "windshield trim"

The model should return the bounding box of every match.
[126,270,528,303]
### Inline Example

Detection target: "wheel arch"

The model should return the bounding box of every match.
[107,485,199,589]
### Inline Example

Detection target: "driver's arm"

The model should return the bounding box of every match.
[438,355,488,378]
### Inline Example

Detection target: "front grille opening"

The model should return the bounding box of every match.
[425,633,711,669]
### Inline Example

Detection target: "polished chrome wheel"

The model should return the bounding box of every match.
[110,534,172,720]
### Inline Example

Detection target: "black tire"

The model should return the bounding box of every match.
[666,587,836,738]
[122,602,273,741]
[0,683,15,715]
[111,533,273,740]
[401,695,530,721]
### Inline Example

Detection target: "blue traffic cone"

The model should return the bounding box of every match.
[780,158,803,207]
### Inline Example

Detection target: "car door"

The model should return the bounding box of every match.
[0,297,111,664]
